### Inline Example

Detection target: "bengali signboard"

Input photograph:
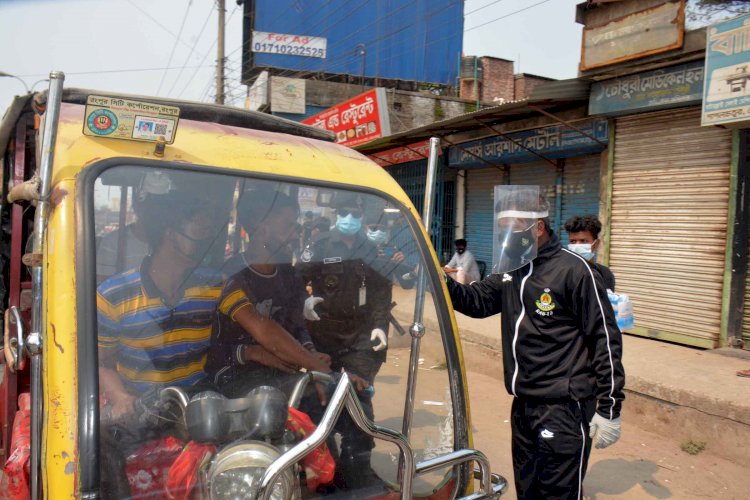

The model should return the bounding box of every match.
[580,1,685,71]
[83,95,180,144]
[448,119,609,169]
[367,140,442,167]
[251,31,327,58]
[303,88,391,147]
[702,14,750,127]
[589,60,704,116]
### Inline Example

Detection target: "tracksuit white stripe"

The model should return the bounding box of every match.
[577,401,586,500]
[511,262,534,397]
[562,248,618,419]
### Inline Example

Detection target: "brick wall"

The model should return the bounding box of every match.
[479,57,515,103]
[387,90,474,133]
[514,74,555,100]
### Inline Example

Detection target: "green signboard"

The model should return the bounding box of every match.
[589,60,704,116]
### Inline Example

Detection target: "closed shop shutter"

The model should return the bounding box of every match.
[387,158,453,255]
[560,155,602,247]
[509,160,559,230]
[611,107,731,348]
[465,168,505,267]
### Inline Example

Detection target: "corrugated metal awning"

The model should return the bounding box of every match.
[356,78,593,156]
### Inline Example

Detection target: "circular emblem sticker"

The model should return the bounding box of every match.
[87,109,118,136]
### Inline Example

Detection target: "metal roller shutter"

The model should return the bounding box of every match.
[611,107,731,348]
[560,155,602,247]
[465,168,505,267]
[510,161,559,230]
[387,158,452,255]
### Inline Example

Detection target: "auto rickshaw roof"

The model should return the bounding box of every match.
[0,88,411,209]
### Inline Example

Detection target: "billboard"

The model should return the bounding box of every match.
[702,13,750,127]
[580,0,685,71]
[242,0,464,85]
[303,88,391,147]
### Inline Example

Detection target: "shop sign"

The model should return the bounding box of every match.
[702,14,750,127]
[368,140,441,167]
[270,76,306,114]
[580,0,684,71]
[303,88,391,147]
[589,60,704,116]
[448,119,609,169]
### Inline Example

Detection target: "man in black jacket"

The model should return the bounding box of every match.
[447,187,625,500]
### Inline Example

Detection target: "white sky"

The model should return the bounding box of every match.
[0,0,587,115]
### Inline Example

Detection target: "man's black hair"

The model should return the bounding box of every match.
[141,192,205,249]
[455,238,467,247]
[237,190,300,234]
[564,214,602,239]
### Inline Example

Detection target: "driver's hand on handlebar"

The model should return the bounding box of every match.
[346,371,370,392]
[243,345,298,373]
[309,348,331,367]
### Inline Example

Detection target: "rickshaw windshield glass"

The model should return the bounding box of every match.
[93,165,457,498]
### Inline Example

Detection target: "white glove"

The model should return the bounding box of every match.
[370,328,387,351]
[304,296,324,321]
[589,413,621,449]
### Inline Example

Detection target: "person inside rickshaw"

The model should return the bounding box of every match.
[206,189,353,400]
[97,192,225,497]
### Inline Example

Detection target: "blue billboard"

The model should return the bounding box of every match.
[243,0,464,85]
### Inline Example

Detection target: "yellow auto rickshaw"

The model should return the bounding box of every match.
[0,72,507,499]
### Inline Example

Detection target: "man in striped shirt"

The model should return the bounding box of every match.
[97,193,223,421]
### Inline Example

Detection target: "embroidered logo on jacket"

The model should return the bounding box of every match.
[535,288,556,316]
[540,428,555,439]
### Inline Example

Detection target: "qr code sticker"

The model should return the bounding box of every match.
[154,123,168,135]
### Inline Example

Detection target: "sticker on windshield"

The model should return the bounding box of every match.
[83,95,180,144]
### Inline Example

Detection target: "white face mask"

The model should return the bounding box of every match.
[568,242,595,261]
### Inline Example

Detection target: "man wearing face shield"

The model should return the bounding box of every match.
[297,192,392,490]
[446,185,625,500]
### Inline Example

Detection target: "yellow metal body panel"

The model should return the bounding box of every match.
[43,179,79,498]
[43,102,470,495]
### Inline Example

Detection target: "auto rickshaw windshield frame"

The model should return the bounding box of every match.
[75,157,472,498]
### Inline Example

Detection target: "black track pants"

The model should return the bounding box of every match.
[511,397,596,500]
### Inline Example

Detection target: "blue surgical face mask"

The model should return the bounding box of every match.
[568,243,595,261]
[367,228,387,245]
[336,214,362,235]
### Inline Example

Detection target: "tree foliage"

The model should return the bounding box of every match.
[687,0,750,26]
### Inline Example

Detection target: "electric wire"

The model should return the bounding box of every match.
[156,0,193,96]
[165,1,215,97]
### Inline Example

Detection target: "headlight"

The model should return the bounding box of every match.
[208,441,300,500]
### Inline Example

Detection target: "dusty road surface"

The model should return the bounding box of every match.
[466,369,750,499]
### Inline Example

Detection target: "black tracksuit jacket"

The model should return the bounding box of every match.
[448,233,625,419]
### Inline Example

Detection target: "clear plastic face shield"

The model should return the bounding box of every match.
[492,185,549,274]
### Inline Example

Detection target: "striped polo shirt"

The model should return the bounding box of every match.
[97,258,223,393]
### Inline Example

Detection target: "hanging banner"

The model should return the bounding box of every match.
[302,88,391,147]
[590,60,704,116]
[702,13,750,127]
[251,31,327,58]
[448,118,609,169]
